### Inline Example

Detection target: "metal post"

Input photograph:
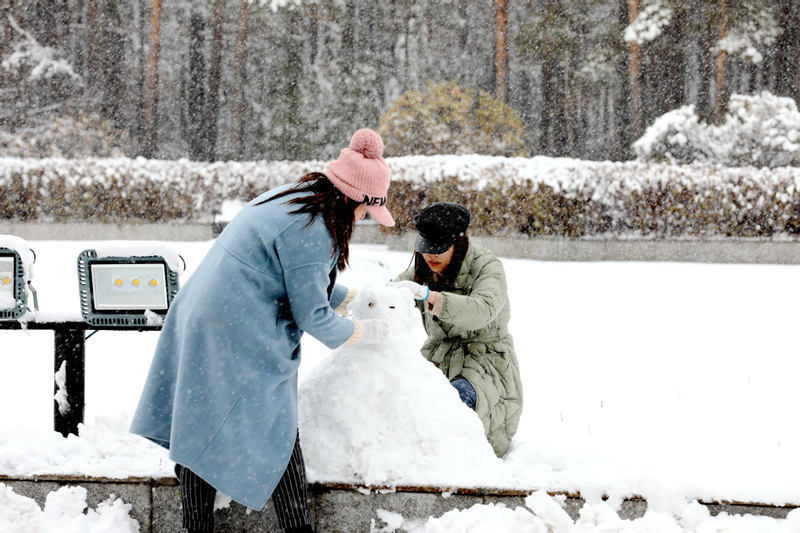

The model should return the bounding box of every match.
[53,326,85,437]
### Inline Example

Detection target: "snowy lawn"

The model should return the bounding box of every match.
[1,239,799,532]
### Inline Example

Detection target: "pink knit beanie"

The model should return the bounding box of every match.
[327,128,394,227]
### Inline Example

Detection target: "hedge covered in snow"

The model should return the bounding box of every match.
[3,155,800,239]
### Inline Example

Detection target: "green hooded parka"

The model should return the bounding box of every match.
[398,242,523,456]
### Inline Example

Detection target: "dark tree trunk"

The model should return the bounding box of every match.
[775,3,800,101]
[714,0,728,124]
[87,0,99,89]
[204,0,224,161]
[563,59,576,157]
[612,0,631,160]
[552,61,568,156]
[133,0,149,155]
[342,0,356,73]
[1,1,14,60]
[283,9,304,159]
[142,0,162,158]
[696,7,715,123]
[494,0,509,103]
[27,0,61,47]
[186,11,207,160]
[626,0,644,136]
[541,57,568,156]
[99,1,125,123]
[661,5,686,113]
[540,59,553,154]
[306,3,318,66]
[232,0,250,159]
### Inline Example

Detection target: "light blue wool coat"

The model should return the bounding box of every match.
[130,184,354,510]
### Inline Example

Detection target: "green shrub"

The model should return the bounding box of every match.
[378,81,529,157]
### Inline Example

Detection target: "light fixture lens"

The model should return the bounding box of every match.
[0,256,15,309]
[90,263,169,310]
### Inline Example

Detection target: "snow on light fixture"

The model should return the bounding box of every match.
[77,243,182,327]
[0,235,37,321]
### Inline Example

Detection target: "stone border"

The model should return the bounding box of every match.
[0,222,214,241]
[381,231,800,264]
[1,476,796,532]
[4,222,800,264]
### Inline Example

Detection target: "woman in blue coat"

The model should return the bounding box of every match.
[130,129,395,533]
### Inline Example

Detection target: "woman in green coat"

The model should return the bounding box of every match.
[393,202,523,457]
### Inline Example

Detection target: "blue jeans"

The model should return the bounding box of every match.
[450,378,477,410]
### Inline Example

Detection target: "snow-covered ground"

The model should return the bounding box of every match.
[1,239,799,532]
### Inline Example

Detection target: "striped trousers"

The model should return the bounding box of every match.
[175,431,312,532]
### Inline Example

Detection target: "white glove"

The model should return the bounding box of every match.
[389,280,429,300]
[356,318,390,344]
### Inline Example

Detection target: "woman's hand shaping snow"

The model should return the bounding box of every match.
[389,280,429,301]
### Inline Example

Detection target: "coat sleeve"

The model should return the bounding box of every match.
[274,224,355,349]
[330,283,349,310]
[438,258,508,331]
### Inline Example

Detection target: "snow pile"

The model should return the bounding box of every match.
[299,285,508,487]
[0,484,138,533]
[371,490,800,533]
[0,417,171,479]
[635,92,800,168]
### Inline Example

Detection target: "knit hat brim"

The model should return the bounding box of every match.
[366,204,395,227]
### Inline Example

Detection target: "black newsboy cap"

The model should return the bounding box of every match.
[413,202,471,254]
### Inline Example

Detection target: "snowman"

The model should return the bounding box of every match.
[298,285,505,488]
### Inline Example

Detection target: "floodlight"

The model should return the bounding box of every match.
[78,249,180,327]
[0,247,26,320]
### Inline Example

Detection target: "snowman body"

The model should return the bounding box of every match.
[298,285,502,487]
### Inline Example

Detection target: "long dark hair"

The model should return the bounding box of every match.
[412,234,470,290]
[257,172,359,271]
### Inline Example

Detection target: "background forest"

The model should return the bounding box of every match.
[2,0,799,164]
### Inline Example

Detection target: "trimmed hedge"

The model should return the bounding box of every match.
[3,155,800,239]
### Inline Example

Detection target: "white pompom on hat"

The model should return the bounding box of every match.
[326,128,394,226]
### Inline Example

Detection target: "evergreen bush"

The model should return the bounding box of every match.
[377,81,529,158]
[634,92,800,168]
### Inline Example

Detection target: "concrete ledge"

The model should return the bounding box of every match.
[4,222,800,264]
[1,476,796,532]
[382,232,800,264]
[0,222,214,241]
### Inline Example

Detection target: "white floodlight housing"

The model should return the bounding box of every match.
[0,235,37,321]
[78,249,180,327]
[0,247,26,320]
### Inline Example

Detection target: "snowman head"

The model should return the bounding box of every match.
[349,285,419,334]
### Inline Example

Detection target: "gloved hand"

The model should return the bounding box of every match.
[356,318,390,344]
[389,280,429,300]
